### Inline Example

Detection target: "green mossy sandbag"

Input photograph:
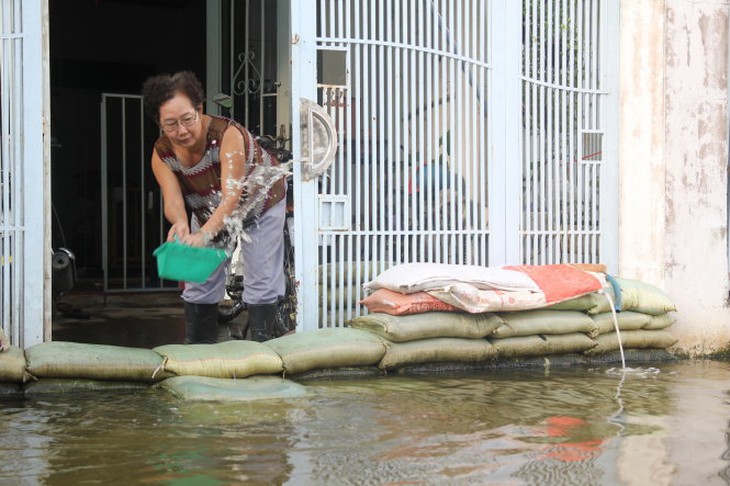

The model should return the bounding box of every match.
[493,310,599,338]
[158,376,308,402]
[265,328,386,376]
[378,337,498,370]
[25,341,170,382]
[643,312,677,330]
[591,311,653,335]
[585,330,678,356]
[0,346,29,383]
[489,333,598,358]
[154,340,284,379]
[347,312,503,342]
[615,278,677,316]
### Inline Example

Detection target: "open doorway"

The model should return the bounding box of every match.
[49,0,286,347]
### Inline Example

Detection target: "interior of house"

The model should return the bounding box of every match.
[49,0,276,346]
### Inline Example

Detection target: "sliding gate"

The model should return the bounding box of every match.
[291,0,617,330]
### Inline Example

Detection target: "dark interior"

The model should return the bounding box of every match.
[49,0,207,285]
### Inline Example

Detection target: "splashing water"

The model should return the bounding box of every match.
[221,161,293,250]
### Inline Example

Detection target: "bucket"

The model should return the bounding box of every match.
[153,241,227,283]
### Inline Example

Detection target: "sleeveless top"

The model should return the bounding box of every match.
[154,116,286,243]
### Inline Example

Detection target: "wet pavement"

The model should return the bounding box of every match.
[52,290,247,349]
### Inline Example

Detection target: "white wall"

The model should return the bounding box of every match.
[620,0,730,355]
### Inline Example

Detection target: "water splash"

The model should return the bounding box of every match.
[221,161,293,250]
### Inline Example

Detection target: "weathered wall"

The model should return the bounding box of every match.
[620,0,730,355]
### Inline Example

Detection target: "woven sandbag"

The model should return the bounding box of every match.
[158,376,308,402]
[489,333,598,358]
[585,330,677,355]
[360,289,460,315]
[493,310,599,339]
[591,311,652,335]
[544,290,613,314]
[0,346,28,383]
[643,312,677,330]
[265,328,386,376]
[154,340,284,379]
[363,262,538,294]
[347,312,503,342]
[378,337,498,370]
[615,278,677,315]
[25,341,169,382]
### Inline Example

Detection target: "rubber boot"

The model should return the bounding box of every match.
[246,303,279,342]
[184,302,219,344]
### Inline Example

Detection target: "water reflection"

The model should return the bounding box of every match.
[1,360,730,484]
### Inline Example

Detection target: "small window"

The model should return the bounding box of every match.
[317,49,347,86]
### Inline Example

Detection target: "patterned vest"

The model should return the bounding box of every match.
[154,116,286,241]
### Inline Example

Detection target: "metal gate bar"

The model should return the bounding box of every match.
[1,0,47,346]
[101,93,167,292]
[0,0,24,345]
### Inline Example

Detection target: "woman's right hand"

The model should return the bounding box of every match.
[167,222,190,242]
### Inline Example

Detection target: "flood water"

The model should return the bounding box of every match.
[2,359,730,485]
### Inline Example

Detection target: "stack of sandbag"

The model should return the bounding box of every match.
[347,310,503,370]
[551,277,678,357]
[350,262,678,369]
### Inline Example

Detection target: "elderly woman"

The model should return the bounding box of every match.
[142,71,287,344]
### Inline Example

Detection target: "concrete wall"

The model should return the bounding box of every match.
[620,0,730,355]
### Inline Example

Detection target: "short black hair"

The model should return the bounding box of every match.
[141,71,205,121]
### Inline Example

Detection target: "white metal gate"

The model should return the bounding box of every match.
[294,1,491,329]
[100,94,172,292]
[0,0,48,347]
[520,0,617,267]
[291,0,617,330]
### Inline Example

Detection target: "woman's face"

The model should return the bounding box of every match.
[158,92,203,148]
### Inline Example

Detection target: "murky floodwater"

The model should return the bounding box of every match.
[2,359,730,485]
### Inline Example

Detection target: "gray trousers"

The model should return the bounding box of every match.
[182,197,286,305]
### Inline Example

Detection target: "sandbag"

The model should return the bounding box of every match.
[265,328,386,376]
[585,330,678,356]
[544,290,613,314]
[0,346,29,383]
[489,333,598,358]
[493,310,598,338]
[428,286,548,313]
[153,340,284,379]
[25,341,169,382]
[360,289,460,315]
[378,337,498,370]
[320,260,386,286]
[158,376,308,402]
[615,278,677,315]
[643,312,677,330]
[347,312,503,342]
[591,311,652,335]
[363,262,539,294]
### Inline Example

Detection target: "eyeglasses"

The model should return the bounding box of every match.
[160,111,199,133]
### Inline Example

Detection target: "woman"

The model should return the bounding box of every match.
[142,71,287,344]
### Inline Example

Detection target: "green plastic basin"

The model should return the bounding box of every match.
[153,241,227,283]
